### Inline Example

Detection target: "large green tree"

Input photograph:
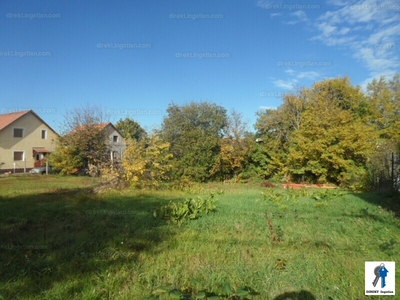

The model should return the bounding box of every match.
[252,89,308,179]
[287,99,376,187]
[311,76,368,116]
[115,117,146,141]
[160,101,228,181]
[366,74,400,140]
[286,78,376,188]
[253,77,382,189]
[366,74,400,189]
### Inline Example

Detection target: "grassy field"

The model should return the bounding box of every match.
[0,175,399,299]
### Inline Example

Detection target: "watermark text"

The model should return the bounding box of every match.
[106,109,162,116]
[6,13,61,19]
[97,43,152,49]
[169,13,224,20]
[350,4,400,10]
[0,51,51,58]
[261,4,320,10]
[277,60,332,67]
[176,52,230,59]
[1,108,56,114]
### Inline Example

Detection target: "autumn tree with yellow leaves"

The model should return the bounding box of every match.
[122,134,173,188]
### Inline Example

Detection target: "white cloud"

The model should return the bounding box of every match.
[316,22,337,37]
[285,69,296,75]
[355,47,398,71]
[272,69,322,89]
[270,12,281,18]
[337,27,351,35]
[283,10,310,25]
[257,0,272,9]
[314,35,355,47]
[297,71,320,80]
[292,10,308,22]
[359,69,399,91]
[273,79,298,89]
[271,69,321,90]
[381,15,400,25]
[367,23,400,45]
[311,0,400,81]
[326,0,351,5]
[259,0,400,88]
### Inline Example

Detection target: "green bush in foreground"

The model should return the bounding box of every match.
[153,194,217,226]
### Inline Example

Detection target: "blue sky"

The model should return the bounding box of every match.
[1,0,399,133]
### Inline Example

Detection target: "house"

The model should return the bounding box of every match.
[70,122,125,162]
[63,122,125,176]
[0,110,59,173]
[98,122,126,162]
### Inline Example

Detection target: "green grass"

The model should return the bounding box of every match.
[0,176,399,299]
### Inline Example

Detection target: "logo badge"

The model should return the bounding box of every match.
[365,261,395,295]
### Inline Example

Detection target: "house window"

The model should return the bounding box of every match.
[113,135,118,143]
[13,128,24,138]
[13,151,24,161]
[41,129,47,139]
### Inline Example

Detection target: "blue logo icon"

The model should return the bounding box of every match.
[365,261,395,296]
[372,263,389,289]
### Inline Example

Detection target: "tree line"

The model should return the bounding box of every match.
[49,74,400,191]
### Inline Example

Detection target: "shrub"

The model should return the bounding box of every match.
[153,194,217,226]
[339,166,371,191]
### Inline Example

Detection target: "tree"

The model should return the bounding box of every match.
[48,144,85,175]
[244,140,285,180]
[210,110,251,180]
[286,78,377,188]
[252,89,308,179]
[115,117,146,141]
[122,134,173,188]
[366,74,400,140]
[311,76,367,116]
[255,89,308,145]
[50,104,109,174]
[388,73,400,141]
[250,75,400,189]
[366,74,400,190]
[160,101,228,181]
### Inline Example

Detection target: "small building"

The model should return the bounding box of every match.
[0,110,59,173]
[99,122,126,162]
[70,122,126,162]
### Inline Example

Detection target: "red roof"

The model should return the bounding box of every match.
[33,147,50,153]
[98,122,110,130]
[0,109,59,136]
[0,110,31,131]
[73,122,122,136]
